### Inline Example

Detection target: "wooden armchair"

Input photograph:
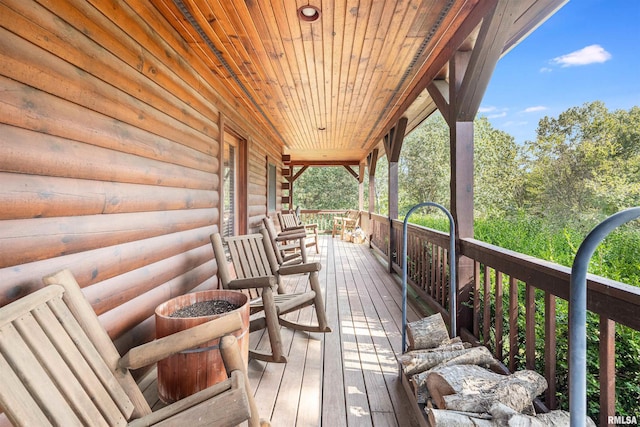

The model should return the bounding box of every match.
[277,209,320,254]
[262,215,306,266]
[0,269,267,427]
[332,209,360,240]
[210,229,331,364]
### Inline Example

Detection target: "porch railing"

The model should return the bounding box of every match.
[367,212,640,426]
[294,209,348,234]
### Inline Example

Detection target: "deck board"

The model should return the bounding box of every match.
[140,235,424,426]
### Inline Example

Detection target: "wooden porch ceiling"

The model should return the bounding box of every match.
[149,0,566,164]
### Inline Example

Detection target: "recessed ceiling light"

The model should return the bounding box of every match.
[298,5,320,22]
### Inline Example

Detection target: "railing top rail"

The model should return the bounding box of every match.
[462,237,640,331]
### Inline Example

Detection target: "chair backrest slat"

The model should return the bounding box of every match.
[226,234,271,279]
[16,306,118,427]
[0,351,52,426]
[278,212,300,230]
[0,285,133,427]
[45,297,134,422]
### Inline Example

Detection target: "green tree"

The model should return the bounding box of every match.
[474,116,520,217]
[394,113,519,218]
[398,114,450,214]
[293,166,359,210]
[520,102,640,225]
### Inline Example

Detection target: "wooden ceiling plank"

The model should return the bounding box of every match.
[353,0,436,149]
[341,0,378,144]
[350,0,420,152]
[286,1,322,150]
[347,0,408,152]
[245,1,310,147]
[229,2,300,120]
[320,0,335,150]
[141,0,565,163]
[148,0,258,116]
[329,0,346,154]
[308,4,329,150]
[365,0,473,149]
[335,0,362,155]
[270,1,317,149]
[352,0,417,150]
[184,0,270,117]
[370,0,498,152]
[298,5,324,145]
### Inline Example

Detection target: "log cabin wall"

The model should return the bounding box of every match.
[0,0,283,356]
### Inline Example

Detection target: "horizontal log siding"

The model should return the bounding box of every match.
[0,0,283,362]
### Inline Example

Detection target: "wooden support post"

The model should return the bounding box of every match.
[367,149,378,215]
[358,163,365,212]
[450,120,474,334]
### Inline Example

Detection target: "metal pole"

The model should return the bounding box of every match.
[569,207,640,426]
[402,202,456,353]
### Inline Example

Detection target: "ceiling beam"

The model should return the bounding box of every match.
[383,117,408,163]
[427,79,451,126]
[457,0,526,120]
[371,0,498,148]
[287,166,309,182]
[343,165,359,180]
[287,160,361,167]
[367,149,379,176]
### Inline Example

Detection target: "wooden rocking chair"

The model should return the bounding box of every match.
[210,229,331,364]
[262,215,306,265]
[277,210,320,254]
[0,269,267,427]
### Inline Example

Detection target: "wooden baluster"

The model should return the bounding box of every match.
[495,272,503,362]
[544,293,557,409]
[599,317,615,427]
[473,262,480,338]
[508,276,519,372]
[525,284,536,371]
[483,265,491,349]
[442,248,449,308]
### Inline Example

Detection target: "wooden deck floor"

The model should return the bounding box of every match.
[141,235,424,426]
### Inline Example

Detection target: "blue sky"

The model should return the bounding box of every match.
[480,0,640,144]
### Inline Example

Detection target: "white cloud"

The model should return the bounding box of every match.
[503,121,528,127]
[540,67,553,73]
[523,106,547,113]
[487,112,507,119]
[478,106,496,113]
[551,44,612,67]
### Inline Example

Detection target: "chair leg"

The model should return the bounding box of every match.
[261,288,287,363]
[220,336,269,427]
[308,271,331,332]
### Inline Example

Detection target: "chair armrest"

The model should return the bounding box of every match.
[119,311,243,370]
[278,262,322,275]
[280,225,306,233]
[227,276,276,290]
[128,370,251,427]
[275,230,306,241]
